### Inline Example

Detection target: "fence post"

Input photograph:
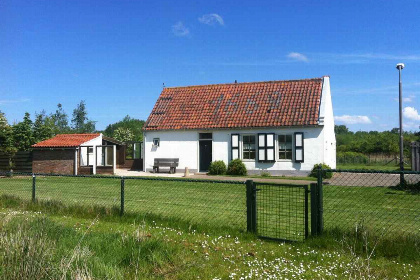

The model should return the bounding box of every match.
[311,166,324,236]
[120,177,125,216]
[246,180,257,233]
[304,185,309,239]
[310,183,318,235]
[32,174,36,202]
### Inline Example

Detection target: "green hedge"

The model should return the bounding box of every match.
[227,159,247,176]
[208,160,227,175]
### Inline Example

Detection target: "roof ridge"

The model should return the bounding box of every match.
[55,133,100,136]
[163,77,324,90]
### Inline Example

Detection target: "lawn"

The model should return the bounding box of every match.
[0,197,419,279]
[0,174,418,240]
[336,163,411,171]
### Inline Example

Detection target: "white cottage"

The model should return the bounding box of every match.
[143,77,336,175]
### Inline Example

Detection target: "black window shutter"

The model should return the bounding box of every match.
[294,132,304,163]
[258,133,275,162]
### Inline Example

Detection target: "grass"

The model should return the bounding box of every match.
[336,163,411,171]
[206,173,317,181]
[0,174,418,240]
[0,195,419,279]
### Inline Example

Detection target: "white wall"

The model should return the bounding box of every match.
[144,131,199,172]
[144,127,325,174]
[319,77,336,168]
[80,135,103,167]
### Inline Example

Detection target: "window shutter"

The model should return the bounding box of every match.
[258,133,275,162]
[258,134,266,161]
[294,132,304,163]
[266,133,275,161]
[231,134,239,160]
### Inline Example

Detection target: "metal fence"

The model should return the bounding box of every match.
[0,172,311,241]
[0,172,248,232]
[1,170,417,241]
[318,168,420,237]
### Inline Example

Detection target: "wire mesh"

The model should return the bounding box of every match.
[256,183,307,241]
[322,170,420,237]
[0,172,33,200]
[124,177,247,231]
[36,175,120,209]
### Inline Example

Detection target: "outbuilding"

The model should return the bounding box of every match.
[32,133,121,175]
[143,77,336,175]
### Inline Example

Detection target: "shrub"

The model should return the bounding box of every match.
[260,171,271,177]
[208,160,227,175]
[227,159,247,176]
[309,163,332,179]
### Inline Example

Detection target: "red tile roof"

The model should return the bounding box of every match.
[144,78,324,131]
[32,134,100,148]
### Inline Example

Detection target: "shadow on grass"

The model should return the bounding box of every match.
[0,194,252,238]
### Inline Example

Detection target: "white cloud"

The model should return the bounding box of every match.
[307,52,420,64]
[198,14,224,26]
[394,95,415,103]
[403,107,420,121]
[172,22,190,37]
[0,98,30,104]
[334,115,372,124]
[287,52,309,62]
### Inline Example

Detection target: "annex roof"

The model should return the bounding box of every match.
[144,77,324,131]
[32,133,101,148]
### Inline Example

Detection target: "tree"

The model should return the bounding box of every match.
[71,100,96,133]
[113,127,134,143]
[0,111,16,157]
[51,103,70,134]
[104,115,144,142]
[33,110,54,143]
[13,112,34,151]
[335,125,350,134]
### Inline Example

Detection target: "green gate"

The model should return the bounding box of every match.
[247,181,309,241]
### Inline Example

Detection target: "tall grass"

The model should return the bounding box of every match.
[0,199,419,279]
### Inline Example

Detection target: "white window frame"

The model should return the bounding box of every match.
[241,134,256,162]
[277,134,293,162]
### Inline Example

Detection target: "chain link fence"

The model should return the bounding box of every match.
[0,172,247,232]
[320,169,420,237]
[1,170,418,240]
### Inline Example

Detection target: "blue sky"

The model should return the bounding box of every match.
[1,0,419,132]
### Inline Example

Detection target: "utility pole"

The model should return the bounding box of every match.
[396,63,405,186]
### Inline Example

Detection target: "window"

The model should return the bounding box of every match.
[125,142,142,160]
[242,135,256,160]
[97,146,113,167]
[278,135,293,160]
[153,138,160,147]
[294,132,304,163]
[199,133,212,140]
[258,133,275,162]
[80,146,93,166]
[231,134,239,160]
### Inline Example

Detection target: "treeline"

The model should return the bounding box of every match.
[0,101,145,156]
[335,125,420,156]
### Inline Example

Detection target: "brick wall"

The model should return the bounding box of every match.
[32,149,75,175]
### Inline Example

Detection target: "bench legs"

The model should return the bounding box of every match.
[153,166,176,174]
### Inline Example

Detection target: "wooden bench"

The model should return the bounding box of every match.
[153,158,179,174]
